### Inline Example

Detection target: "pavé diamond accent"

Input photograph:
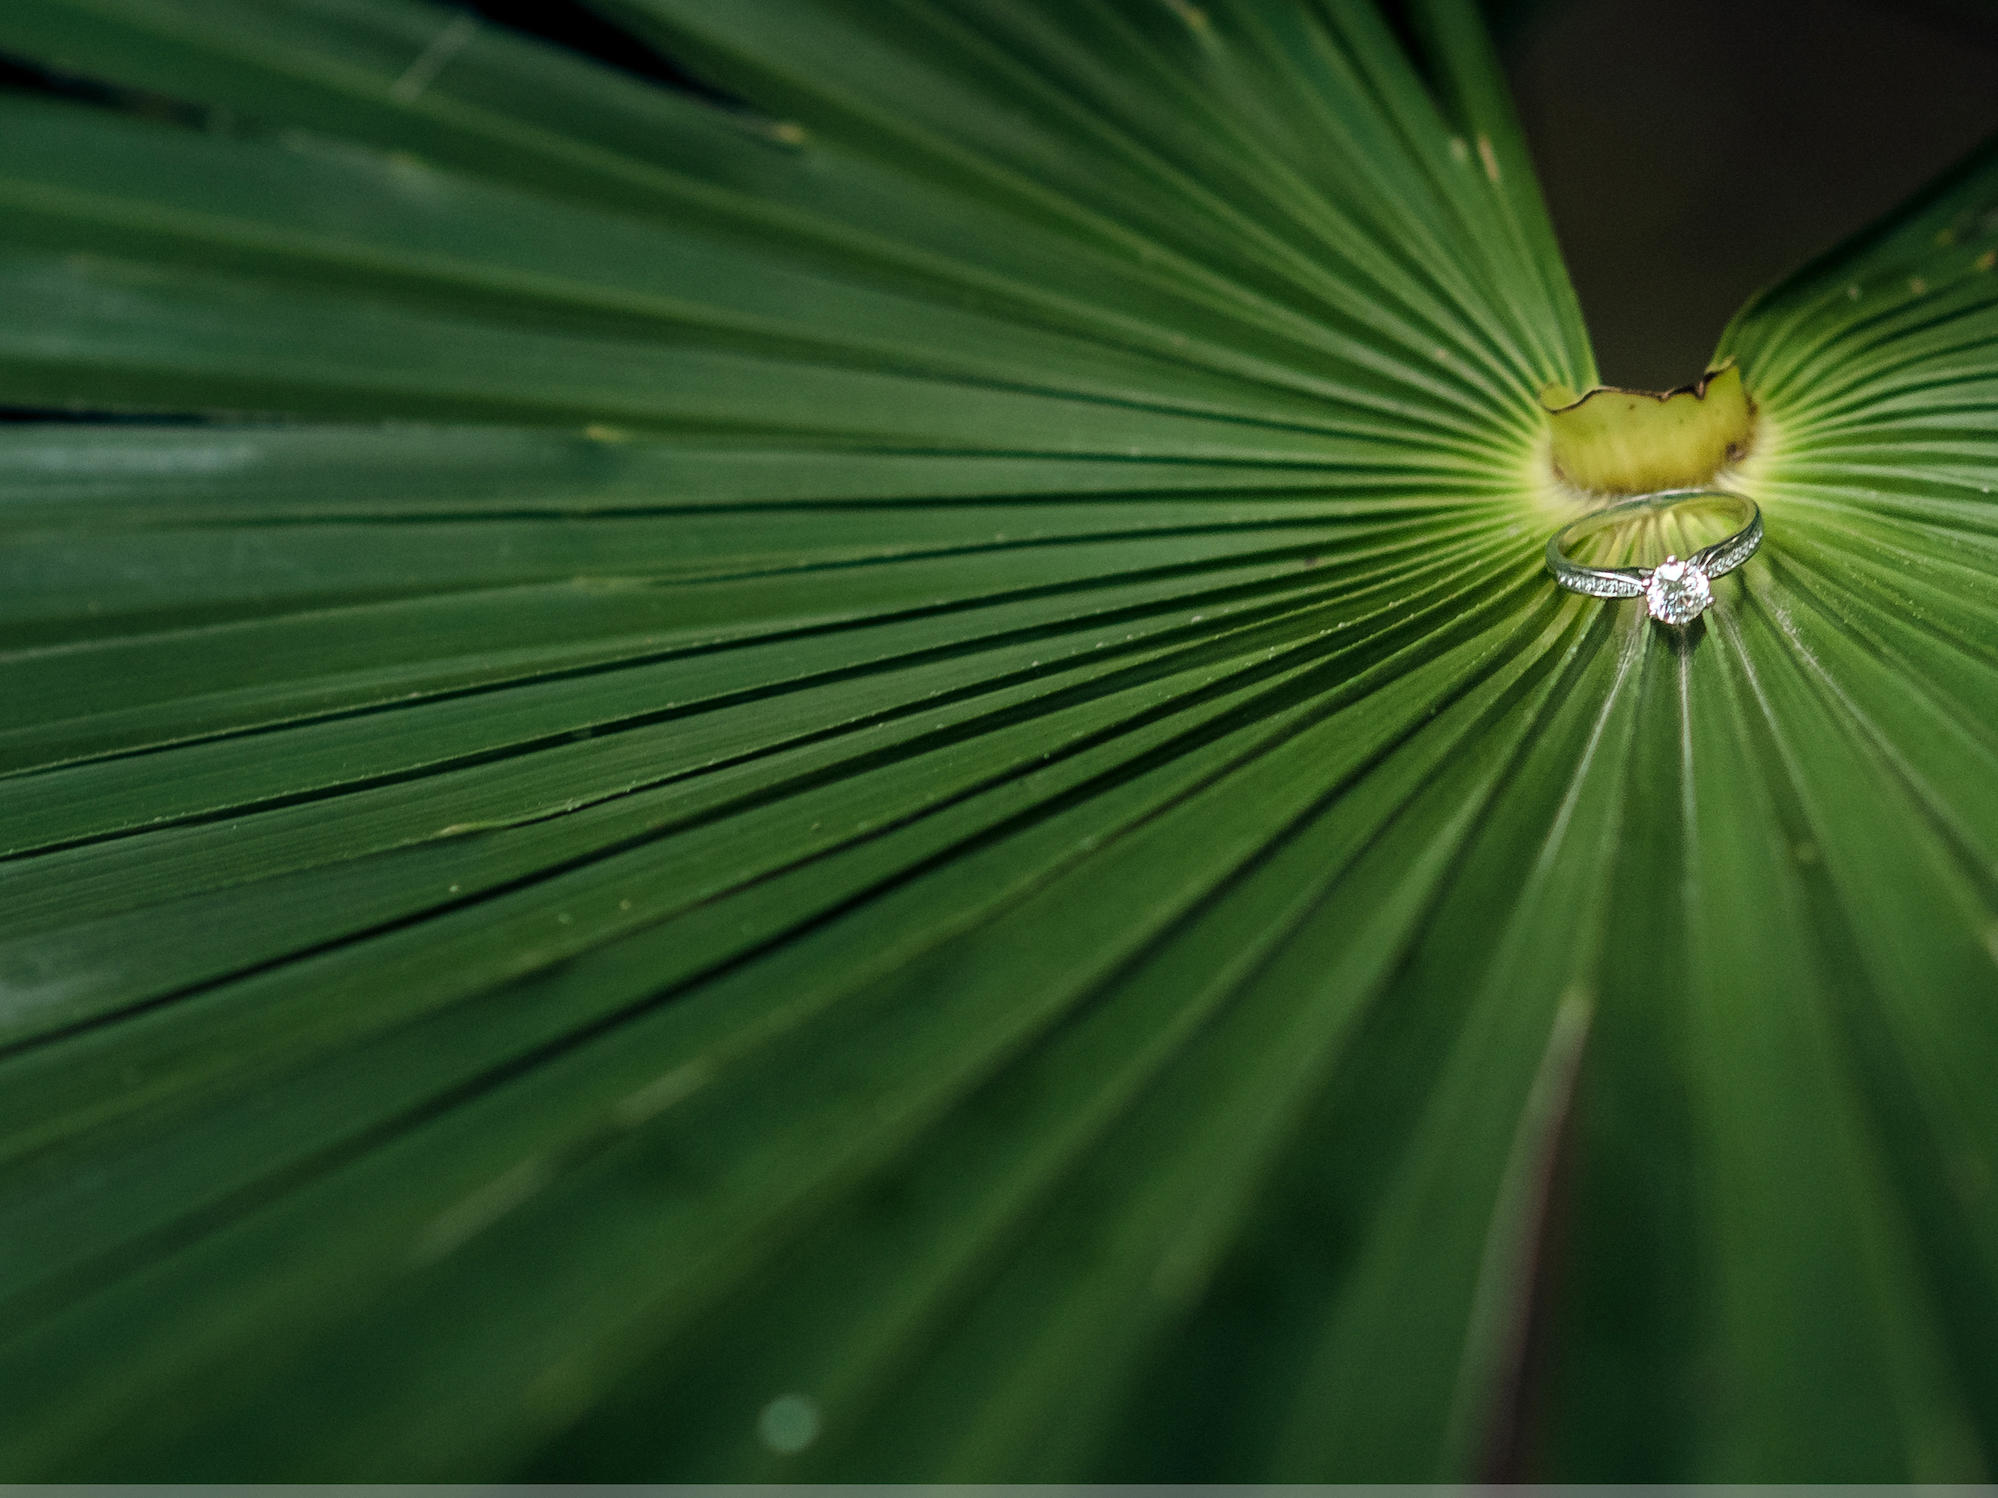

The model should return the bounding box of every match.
[1644,556,1712,625]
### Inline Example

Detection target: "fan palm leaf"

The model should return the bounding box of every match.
[0,0,1995,1479]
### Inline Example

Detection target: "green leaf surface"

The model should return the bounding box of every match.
[0,0,1994,1480]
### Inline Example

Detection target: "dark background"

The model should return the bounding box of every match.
[1494,0,1998,387]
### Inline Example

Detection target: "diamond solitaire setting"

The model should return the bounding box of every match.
[1546,489,1763,626]
[1643,556,1712,625]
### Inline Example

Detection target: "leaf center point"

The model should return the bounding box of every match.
[1540,359,1755,496]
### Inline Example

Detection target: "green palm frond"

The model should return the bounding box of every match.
[1,0,1995,1479]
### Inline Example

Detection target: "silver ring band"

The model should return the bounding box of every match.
[1546,488,1762,624]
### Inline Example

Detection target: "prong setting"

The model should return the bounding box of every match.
[1643,554,1713,625]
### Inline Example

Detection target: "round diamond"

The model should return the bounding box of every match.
[1644,557,1712,624]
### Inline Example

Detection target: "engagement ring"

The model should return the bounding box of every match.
[1545,489,1762,625]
